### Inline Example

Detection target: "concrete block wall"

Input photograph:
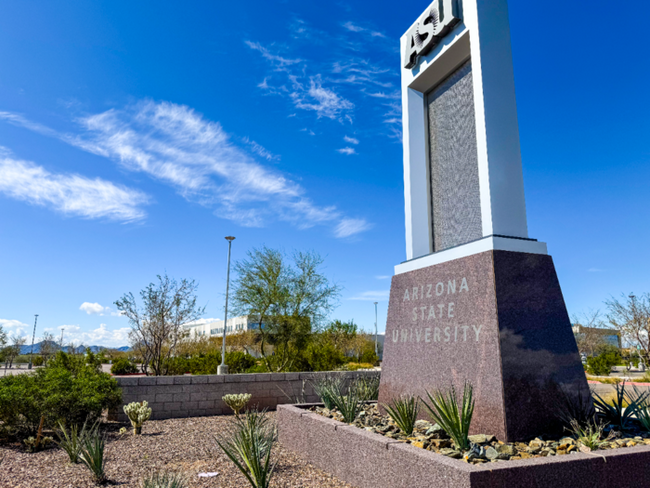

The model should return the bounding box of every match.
[111,370,380,422]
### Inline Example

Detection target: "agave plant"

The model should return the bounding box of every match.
[422,382,474,451]
[215,410,277,488]
[79,428,106,484]
[555,389,596,429]
[592,381,649,432]
[383,395,420,436]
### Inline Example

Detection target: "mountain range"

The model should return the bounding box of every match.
[18,341,130,355]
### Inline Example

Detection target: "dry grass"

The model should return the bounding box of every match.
[586,375,623,385]
[0,413,351,488]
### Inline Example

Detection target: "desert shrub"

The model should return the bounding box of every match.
[422,382,475,451]
[32,356,44,367]
[164,351,256,376]
[354,375,380,401]
[586,345,622,376]
[216,410,277,488]
[0,357,121,435]
[226,351,257,374]
[343,362,375,371]
[111,358,138,375]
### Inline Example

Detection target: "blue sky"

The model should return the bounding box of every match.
[1,1,649,348]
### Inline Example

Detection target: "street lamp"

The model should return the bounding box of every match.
[374,302,378,358]
[218,236,236,375]
[28,314,38,370]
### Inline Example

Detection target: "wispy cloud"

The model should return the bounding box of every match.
[0,148,148,222]
[244,41,302,71]
[344,136,359,145]
[289,76,354,121]
[0,103,370,237]
[335,218,372,238]
[375,275,390,280]
[341,21,386,38]
[337,147,356,155]
[349,290,390,301]
[242,137,280,161]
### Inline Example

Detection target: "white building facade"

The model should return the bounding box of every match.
[184,315,262,339]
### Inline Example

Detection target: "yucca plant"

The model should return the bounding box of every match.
[310,375,344,410]
[383,395,419,436]
[354,375,380,402]
[56,420,94,463]
[79,429,106,484]
[215,410,277,488]
[328,381,369,424]
[422,382,474,451]
[141,471,187,488]
[592,381,648,432]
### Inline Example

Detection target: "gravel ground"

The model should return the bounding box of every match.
[0,414,352,488]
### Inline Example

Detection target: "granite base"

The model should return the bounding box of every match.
[278,403,650,488]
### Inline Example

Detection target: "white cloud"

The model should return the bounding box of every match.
[80,302,109,315]
[334,218,372,238]
[375,275,390,280]
[0,318,30,329]
[0,150,148,222]
[291,76,354,120]
[344,136,359,145]
[58,324,131,348]
[349,290,390,301]
[0,103,370,237]
[337,147,356,155]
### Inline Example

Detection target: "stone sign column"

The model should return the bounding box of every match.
[378,0,590,442]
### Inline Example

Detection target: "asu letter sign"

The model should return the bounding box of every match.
[403,0,461,69]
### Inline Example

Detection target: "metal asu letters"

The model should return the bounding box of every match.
[403,0,461,69]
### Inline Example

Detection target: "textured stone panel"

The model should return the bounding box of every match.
[427,60,482,251]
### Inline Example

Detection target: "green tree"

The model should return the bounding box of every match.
[115,274,205,376]
[231,247,341,372]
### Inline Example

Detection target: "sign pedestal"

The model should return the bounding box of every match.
[378,249,590,442]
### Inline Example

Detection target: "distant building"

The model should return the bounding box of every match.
[572,325,622,349]
[184,316,263,339]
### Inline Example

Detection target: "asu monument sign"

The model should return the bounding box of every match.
[377,0,590,442]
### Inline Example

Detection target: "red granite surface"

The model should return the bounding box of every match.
[378,250,591,441]
[278,404,650,488]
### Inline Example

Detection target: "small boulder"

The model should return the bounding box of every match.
[468,434,495,445]
[439,448,462,459]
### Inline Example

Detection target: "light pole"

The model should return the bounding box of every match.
[374,302,378,358]
[218,236,235,375]
[28,314,38,370]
